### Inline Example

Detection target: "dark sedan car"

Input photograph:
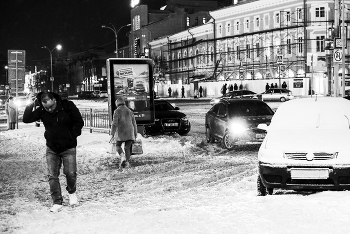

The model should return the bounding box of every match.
[210,90,257,105]
[143,100,191,136]
[205,99,274,149]
[78,91,95,99]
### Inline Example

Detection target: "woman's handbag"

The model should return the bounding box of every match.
[109,137,117,154]
[131,139,143,155]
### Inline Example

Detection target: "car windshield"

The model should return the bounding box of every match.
[228,102,274,117]
[271,100,350,129]
[155,102,175,111]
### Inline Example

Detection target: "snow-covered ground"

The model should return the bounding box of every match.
[1,99,350,234]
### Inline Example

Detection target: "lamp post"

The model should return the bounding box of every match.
[101,23,131,58]
[41,44,62,92]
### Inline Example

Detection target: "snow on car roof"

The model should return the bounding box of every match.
[270,97,350,129]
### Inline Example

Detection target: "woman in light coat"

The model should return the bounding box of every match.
[110,96,137,168]
[5,97,17,130]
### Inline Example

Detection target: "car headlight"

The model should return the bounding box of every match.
[228,120,248,135]
[181,116,189,123]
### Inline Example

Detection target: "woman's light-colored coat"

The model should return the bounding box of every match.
[5,99,17,123]
[111,104,137,141]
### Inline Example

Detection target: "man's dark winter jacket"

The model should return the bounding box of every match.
[23,92,84,153]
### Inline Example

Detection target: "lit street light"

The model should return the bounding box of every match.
[41,44,62,92]
[101,23,131,58]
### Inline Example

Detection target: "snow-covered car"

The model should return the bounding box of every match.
[205,99,274,149]
[99,91,108,98]
[142,100,191,136]
[258,88,294,102]
[209,90,257,105]
[257,97,350,196]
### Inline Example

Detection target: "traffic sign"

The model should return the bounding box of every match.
[239,71,244,79]
[333,49,343,63]
[50,77,54,81]
[335,38,342,48]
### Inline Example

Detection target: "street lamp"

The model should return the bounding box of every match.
[41,44,62,92]
[101,23,131,58]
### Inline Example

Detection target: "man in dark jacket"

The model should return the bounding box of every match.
[23,92,84,213]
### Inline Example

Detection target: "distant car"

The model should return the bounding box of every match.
[59,92,68,99]
[205,99,274,149]
[78,91,95,99]
[210,90,257,105]
[99,91,108,98]
[257,97,350,196]
[345,89,350,96]
[259,88,294,102]
[13,96,31,108]
[143,100,191,136]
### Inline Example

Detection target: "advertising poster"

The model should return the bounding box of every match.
[107,59,154,125]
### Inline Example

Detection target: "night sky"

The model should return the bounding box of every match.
[0,0,166,67]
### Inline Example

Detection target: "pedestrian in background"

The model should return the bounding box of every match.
[282,81,287,89]
[270,83,274,89]
[111,96,137,169]
[221,83,227,95]
[199,86,203,97]
[234,83,238,91]
[239,83,243,90]
[229,84,233,92]
[275,83,278,88]
[5,96,17,130]
[181,86,185,98]
[168,87,172,97]
[265,83,270,91]
[23,92,84,213]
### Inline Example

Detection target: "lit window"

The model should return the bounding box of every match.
[246,44,251,58]
[298,37,303,53]
[187,17,190,26]
[315,7,325,18]
[316,36,325,52]
[210,47,214,62]
[275,13,280,24]
[287,39,292,54]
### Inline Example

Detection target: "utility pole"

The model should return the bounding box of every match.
[334,0,340,97]
[341,0,346,97]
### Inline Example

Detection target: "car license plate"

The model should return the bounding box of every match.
[255,133,266,139]
[165,123,178,127]
[291,168,329,179]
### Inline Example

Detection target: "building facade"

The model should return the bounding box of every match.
[150,0,350,97]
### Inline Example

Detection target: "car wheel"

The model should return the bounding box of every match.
[221,132,235,150]
[257,175,267,196]
[205,126,214,143]
[280,97,286,102]
[179,122,191,136]
[267,187,274,195]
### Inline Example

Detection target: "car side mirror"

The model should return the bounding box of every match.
[174,107,179,110]
[257,123,268,131]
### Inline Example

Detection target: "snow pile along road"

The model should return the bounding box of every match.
[1,99,350,234]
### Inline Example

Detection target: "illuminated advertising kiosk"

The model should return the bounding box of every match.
[106,58,155,132]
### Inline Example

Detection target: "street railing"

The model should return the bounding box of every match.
[80,108,110,133]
